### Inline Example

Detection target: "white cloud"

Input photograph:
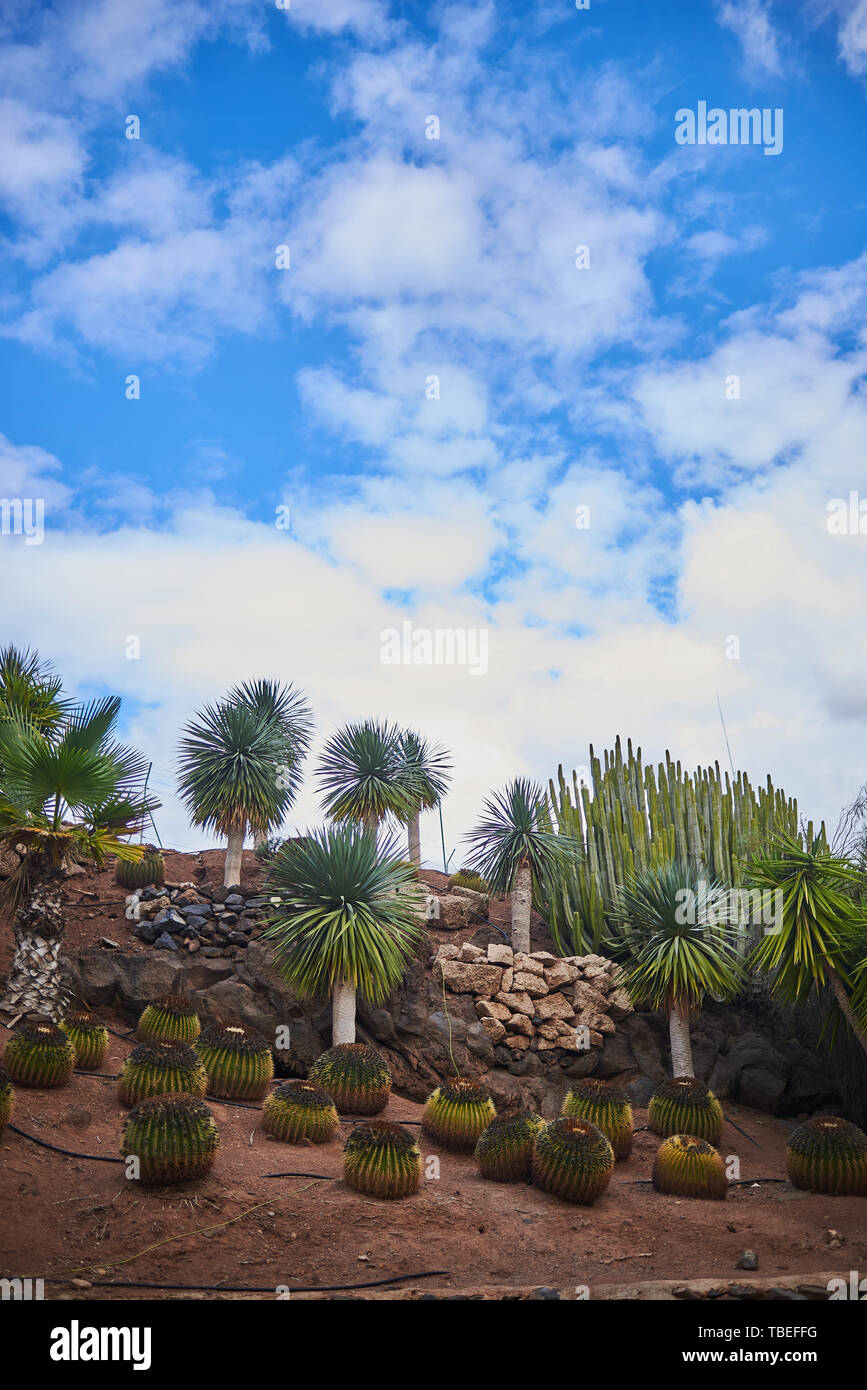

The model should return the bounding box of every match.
[714,0,784,77]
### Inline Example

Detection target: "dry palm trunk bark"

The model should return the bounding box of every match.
[224,824,245,887]
[827,967,867,1058]
[511,857,532,954]
[332,977,357,1045]
[408,810,421,868]
[669,1003,694,1077]
[0,867,68,1023]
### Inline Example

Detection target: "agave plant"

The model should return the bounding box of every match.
[316,720,415,836]
[611,863,745,1077]
[264,824,424,1044]
[464,778,577,953]
[177,679,313,887]
[397,730,452,868]
[0,694,155,1021]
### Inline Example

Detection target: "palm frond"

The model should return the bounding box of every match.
[463,777,578,893]
[398,729,452,812]
[317,719,414,826]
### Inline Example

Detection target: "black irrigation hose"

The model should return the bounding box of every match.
[262,1171,337,1179]
[41,1270,449,1294]
[622,1177,786,1186]
[8,1123,124,1164]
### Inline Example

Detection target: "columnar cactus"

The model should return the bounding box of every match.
[421,1078,496,1152]
[136,995,201,1044]
[562,1078,634,1159]
[0,1066,13,1133]
[196,1023,275,1101]
[648,1077,723,1145]
[121,1093,219,1185]
[786,1115,867,1196]
[474,1112,545,1182]
[3,1021,75,1088]
[531,1116,614,1205]
[262,1080,339,1145]
[652,1135,728,1200]
[343,1120,422,1198]
[115,845,165,890]
[61,1011,109,1071]
[309,1044,392,1115]
[118,1041,208,1107]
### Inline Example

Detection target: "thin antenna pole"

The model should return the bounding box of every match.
[438,801,450,874]
[716,692,736,779]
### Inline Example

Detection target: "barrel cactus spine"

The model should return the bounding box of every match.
[786,1115,867,1196]
[421,1077,496,1152]
[0,1066,13,1133]
[343,1120,422,1198]
[652,1135,728,1200]
[3,1021,75,1088]
[121,1093,219,1185]
[648,1077,723,1145]
[531,1116,614,1205]
[474,1112,545,1182]
[262,1080,339,1145]
[61,1011,109,1071]
[117,1042,208,1107]
[562,1078,634,1160]
[136,995,201,1044]
[115,845,165,890]
[309,1044,392,1115]
[197,1023,274,1101]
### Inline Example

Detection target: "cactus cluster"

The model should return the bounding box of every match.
[648,1077,723,1145]
[61,1011,109,1071]
[3,1021,75,1088]
[115,845,165,890]
[562,1078,634,1160]
[785,1115,867,1196]
[136,995,201,1044]
[422,1078,496,1152]
[197,1023,275,1101]
[474,1112,545,1182]
[262,1080,339,1145]
[652,1135,727,1200]
[118,1041,208,1107]
[531,1116,614,1205]
[448,870,489,893]
[121,1093,219,1185]
[343,1120,421,1198]
[541,736,823,954]
[0,1066,13,1134]
[309,1044,391,1115]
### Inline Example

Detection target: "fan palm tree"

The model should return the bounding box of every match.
[0,644,68,742]
[0,697,155,1022]
[464,777,577,953]
[177,679,313,887]
[316,719,414,837]
[263,824,424,1043]
[747,833,867,1058]
[611,862,746,1077]
[398,729,452,868]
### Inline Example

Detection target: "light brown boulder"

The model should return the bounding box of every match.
[458,942,486,963]
[536,1021,562,1042]
[440,960,503,997]
[506,1034,530,1052]
[570,980,612,1014]
[543,960,579,990]
[500,967,514,992]
[607,987,633,1021]
[475,999,510,1022]
[513,952,544,976]
[435,943,459,963]
[494,990,534,1017]
[535,992,575,1021]
[506,1013,533,1037]
[512,970,548,998]
[438,895,477,931]
[449,885,490,913]
[487,944,514,966]
[479,1016,506,1045]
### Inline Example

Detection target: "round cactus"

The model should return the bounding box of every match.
[115,845,165,890]
[136,995,201,1044]
[0,1065,13,1134]
[309,1044,391,1115]
[121,1093,219,1185]
[3,1020,75,1088]
[197,1023,274,1101]
[118,1041,208,1107]
[343,1119,422,1198]
[421,1077,496,1152]
[61,1011,109,1071]
[786,1115,867,1196]
[262,1080,339,1145]
[474,1111,545,1182]
[531,1116,614,1205]
[648,1077,723,1145]
[562,1078,634,1160]
[448,870,489,893]
[653,1135,728,1200]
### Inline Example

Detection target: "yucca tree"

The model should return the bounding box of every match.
[611,863,746,1077]
[398,729,452,868]
[747,833,867,1058]
[464,777,577,953]
[263,824,424,1043]
[316,719,414,838]
[177,679,312,887]
[0,697,154,1021]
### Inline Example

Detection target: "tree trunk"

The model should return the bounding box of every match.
[362,813,378,840]
[511,858,532,954]
[828,966,867,1058]
[224,824,245,887]
[669,1004,694,1077]
[0,865,68,1023]
[332,976,357,1045]
[408,810,421,869]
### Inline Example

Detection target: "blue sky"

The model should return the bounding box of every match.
[1,0,866,860]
